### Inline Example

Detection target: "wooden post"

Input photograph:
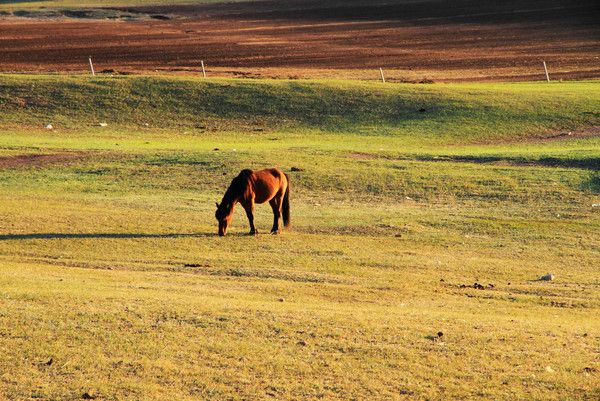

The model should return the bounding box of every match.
[543,61,550,82]
[88,56,95,76]
[379,67,385,83]
[201,60,206,78]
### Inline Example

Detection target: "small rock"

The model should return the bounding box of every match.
[213,148,219,151]
[44,358,53,366]
[278,298,284,302]
[290,167,304,172]
[99,122,108,127]
[437,331,444,338]
[82,392,96,400]
[297,340,307,346]
[150,14,171,20]
[540,273,554,281]
[184,263,202,268]
[45,124,53,130]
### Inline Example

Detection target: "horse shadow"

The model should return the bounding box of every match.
[0,231,254,241]
[0,232,210,241]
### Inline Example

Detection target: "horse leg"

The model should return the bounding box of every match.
[242,200,257,235]
[269,197,282,234]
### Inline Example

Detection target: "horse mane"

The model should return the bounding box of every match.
[220,169,253,206]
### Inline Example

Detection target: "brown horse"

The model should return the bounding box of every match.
[215,168,290,236]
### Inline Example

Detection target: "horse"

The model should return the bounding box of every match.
[215,168,290,236]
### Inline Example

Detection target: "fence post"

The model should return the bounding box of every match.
[88,57,95,76]
[543,61,550,82]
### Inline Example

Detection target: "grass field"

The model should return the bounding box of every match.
[0,75,599,400]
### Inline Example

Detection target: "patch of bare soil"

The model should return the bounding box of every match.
[530,125,600,143]
[350,152,600,170]
[349,126,600,170]
[424,155,600,170]
[0,0,598,81]
[470,125,600,146]
[0,152,87,169]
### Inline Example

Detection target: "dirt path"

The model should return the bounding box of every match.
[0,152,88,169]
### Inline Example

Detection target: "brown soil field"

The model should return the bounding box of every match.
[0,0,599,81]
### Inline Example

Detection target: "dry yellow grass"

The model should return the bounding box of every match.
[0,75,598,400]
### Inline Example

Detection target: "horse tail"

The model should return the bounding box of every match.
[282,173,291,227]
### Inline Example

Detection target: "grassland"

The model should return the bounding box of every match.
[0,74,598,400]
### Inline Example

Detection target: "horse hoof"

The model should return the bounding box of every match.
[249,231,258,236]
[270,230,279,235]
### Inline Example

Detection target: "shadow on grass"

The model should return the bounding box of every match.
[581,172,600,193]
[0,232,218,241]
[414,155,600,170]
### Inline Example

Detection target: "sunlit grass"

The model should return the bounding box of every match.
[0,74,598,400]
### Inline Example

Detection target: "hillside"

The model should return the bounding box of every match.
[2,75,599,145]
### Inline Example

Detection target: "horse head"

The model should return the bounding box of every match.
[215,202,233,236]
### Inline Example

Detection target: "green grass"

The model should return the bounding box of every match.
[2,74,599,144]
[0,74,598,400]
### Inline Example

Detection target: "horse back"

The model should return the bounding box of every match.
[252,168,288,204]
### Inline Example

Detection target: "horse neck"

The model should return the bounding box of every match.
[221,177,248,209]
[220,192,238,213]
